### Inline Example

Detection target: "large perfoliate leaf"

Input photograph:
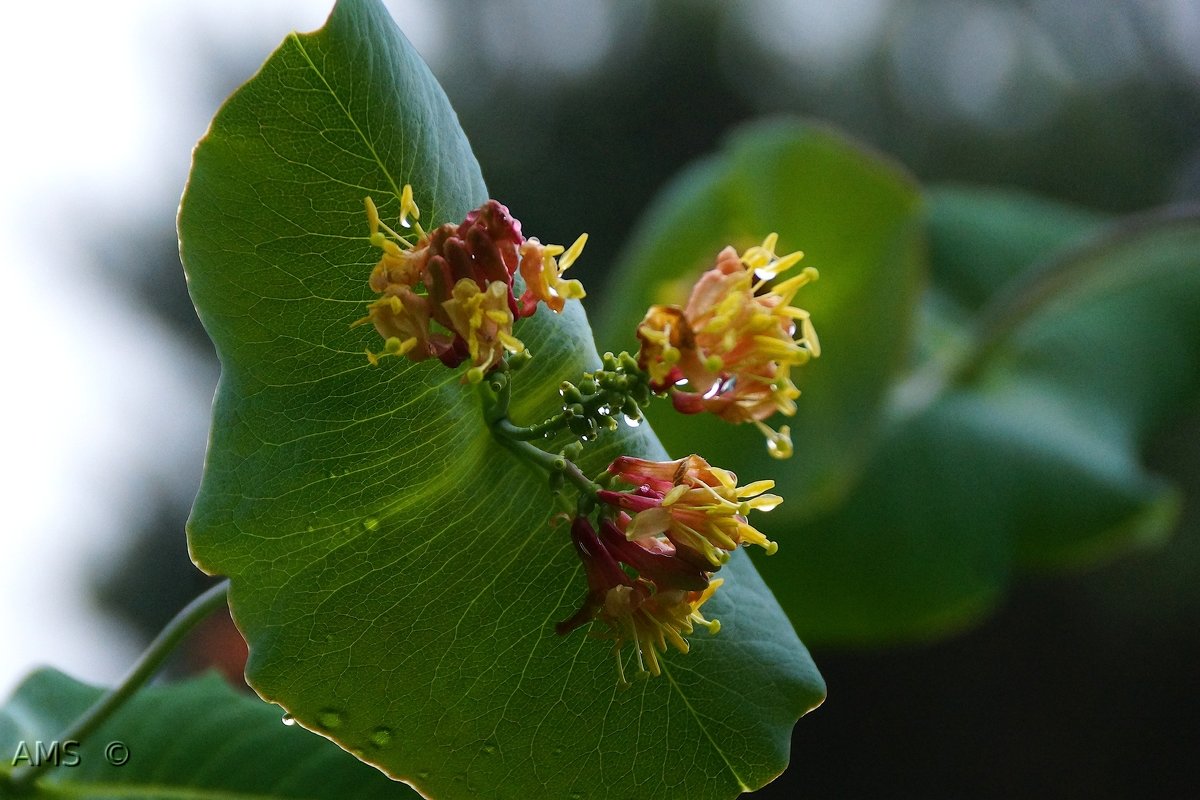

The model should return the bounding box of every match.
[178,1,824,799]
[0,668,415,799]
[595,120,924,518]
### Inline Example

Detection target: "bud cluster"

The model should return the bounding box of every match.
[556,352,652,442]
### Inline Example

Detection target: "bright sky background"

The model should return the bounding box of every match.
[0,0,444,700]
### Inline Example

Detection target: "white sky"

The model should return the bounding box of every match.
[0,0,397,700]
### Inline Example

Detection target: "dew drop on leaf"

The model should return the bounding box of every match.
[281,713,295,726]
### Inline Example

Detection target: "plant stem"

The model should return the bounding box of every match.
[492,420,602,498]
[495,413,568,441]
[5,579,231,794]
[477,364,601,504]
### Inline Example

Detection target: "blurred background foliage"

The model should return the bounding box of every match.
[96,0,1198,796]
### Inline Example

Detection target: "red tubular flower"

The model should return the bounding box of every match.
[558,516,721,684]
[357,186,587,379]
[598,454,781,567]
[635,235,819,457]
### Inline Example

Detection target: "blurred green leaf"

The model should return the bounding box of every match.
[781,207,1200,644]
[596,119,924,518]
[926,185,1110,311]
[969,211,1200,567]
[178,1,824,798]
[0,668,414,798]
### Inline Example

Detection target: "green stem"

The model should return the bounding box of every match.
[492,420,602,498]
[5,580,231,794]
[495,413,569,441]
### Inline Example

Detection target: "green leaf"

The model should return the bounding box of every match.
[969,210,1200,567]
[178,1,824,798]
[594,119,924,518]
[0,668,415,798]
[757,393,1013,644]
[926,185,1110,311]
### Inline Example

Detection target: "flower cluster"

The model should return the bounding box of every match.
[636,234,820,458]
[353,188,819,682]
[559,455,779,683]
[356,185,586,382]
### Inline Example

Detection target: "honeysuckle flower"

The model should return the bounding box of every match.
[557,515,721,684]
[441,278,524,382]
[517,234,588,315]
[359,285,451,367]
[357,186,586,378]
[598,454,781,567]
[635,234,820,458]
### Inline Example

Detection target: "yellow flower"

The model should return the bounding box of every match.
[358,187,582,379]
[517,234,588,315]
[635,234,819,458]
[599,455,781,567]
[440,279,525,382]
[557,515,721,685]
[595,579,723,684]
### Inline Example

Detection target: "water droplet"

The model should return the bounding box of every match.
[317,709,345,730]
[306,524,315,532]
[363,517,379,531]
[568,792,584,800]
[281,714,296,726]
[417,771,430,781]
[622,414,641,427]
[481,741,497,755]
[369,726,393,748]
